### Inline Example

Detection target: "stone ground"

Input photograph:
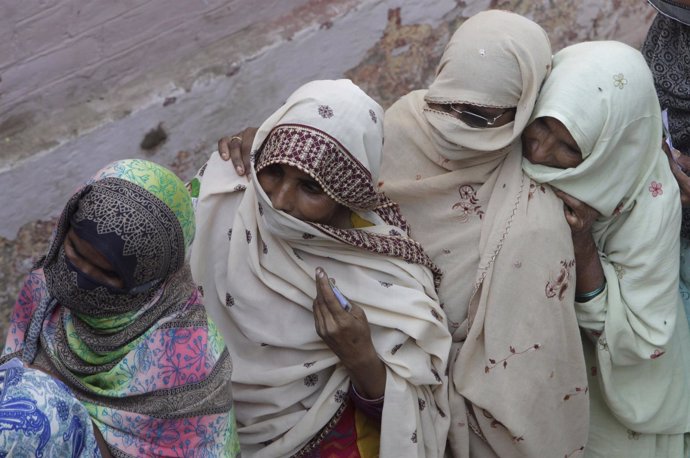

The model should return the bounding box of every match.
[0,0,654,333]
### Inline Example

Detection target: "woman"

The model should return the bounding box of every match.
[190,79,451,457]
[522,40,690,457]
[216,11,590,457]
[2,159,240,457]
[378,10,589,457]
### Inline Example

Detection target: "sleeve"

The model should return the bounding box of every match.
[581,169,690,433]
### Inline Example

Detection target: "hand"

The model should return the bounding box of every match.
[663,143,690,208]
[313,267,386,398]
[554,190,599,237]
[218,127,258,176]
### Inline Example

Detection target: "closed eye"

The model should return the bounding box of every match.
[300,178,324,194]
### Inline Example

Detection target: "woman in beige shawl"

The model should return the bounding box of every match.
[190,79,451,457]
[379,10,589,457]
[523,40,690,458]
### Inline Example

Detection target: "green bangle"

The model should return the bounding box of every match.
[576,281,606,303]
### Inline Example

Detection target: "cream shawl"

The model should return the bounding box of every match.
[380,11,589,457]
[191,80,451,457]
[523,41,690,436]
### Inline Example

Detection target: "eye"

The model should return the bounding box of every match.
[300,179,324,195]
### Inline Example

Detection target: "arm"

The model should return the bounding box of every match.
[312,267,386,399]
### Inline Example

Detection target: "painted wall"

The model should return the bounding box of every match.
[0,0,657,324]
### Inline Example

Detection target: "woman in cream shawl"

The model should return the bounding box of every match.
[379,10,589,457]
[190,79,451,457]
[523,41,690,457]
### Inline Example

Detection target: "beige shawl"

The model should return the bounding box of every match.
[191,80,451,457]
[380,11,589,457]
[523,41,690,445]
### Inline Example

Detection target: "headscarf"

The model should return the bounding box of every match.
[380,10,589,457]
[523,41,690,434]
[190,79,452,457]
[642,13,690,238]
[3,159,240,457]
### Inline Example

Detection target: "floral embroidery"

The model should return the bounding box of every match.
[318,105,334,118]
[262,241,268,254]
[415,174,422,180]
[563,386,588,401]
[334,390,347,404]
[431,368,442,382]
[198,162,208,177]
[545,259,575,300]
[225,293,235,307]
[369,109,377,124]
[430,309,444,322]
[293,249,303,260]
[302,233,315,239]
[304,374,319,386]
[227,228,232,241]
[485,344,541,373]
[597,337,609,352]
[379,281,393,288]
[303,361,316,368]
[234,184,247,192]
[197,285,204,296]
[245,230,252,243]
[613,73,627,89]
[452,185,484,222]
[442,249,451,254]
[649,181,663,197]
[437,407,446,418]
[627,430,641,440]
[410,430,417,443]
[418,398,426,411]
[391,343,403,355]
[650,349,665,359]
[257,202,263,215]
[613,263,625,279]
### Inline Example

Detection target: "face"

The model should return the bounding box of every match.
[257,163,351,228]
[522,117,584,169]
[63,228,125,290]
[427,102,516,128]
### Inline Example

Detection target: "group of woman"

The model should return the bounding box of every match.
[3,6,690,458]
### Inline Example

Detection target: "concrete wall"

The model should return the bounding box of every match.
[0,0,657,324]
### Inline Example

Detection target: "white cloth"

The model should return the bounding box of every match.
[523,41,690,456]
[191,80,451,457]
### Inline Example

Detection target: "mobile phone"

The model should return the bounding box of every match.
[328,278,352,312]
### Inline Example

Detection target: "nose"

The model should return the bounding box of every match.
[269,181,293,213]
[523,122,553,165]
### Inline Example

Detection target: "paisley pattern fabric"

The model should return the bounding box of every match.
[3,159,239,457]
[0,358,100,458]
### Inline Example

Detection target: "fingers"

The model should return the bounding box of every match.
[315,267,345,315]
[229,135,246,176]
[241,127,258,175]
[218,136,233,161]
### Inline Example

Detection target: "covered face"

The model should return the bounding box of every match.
[522,41,664,217]
[423,9,552,153]
[252,79,386,219]
[42,159,195,316]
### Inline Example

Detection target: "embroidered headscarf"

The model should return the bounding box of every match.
[523,41,690,437]
[3,159,239,457]
[191,79,452,457]
[642,13,690,238]
[380,10,589,457]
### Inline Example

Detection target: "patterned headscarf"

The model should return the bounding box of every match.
[191,80,452,457]
[642,13,690,238]
[3,159,239,457]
